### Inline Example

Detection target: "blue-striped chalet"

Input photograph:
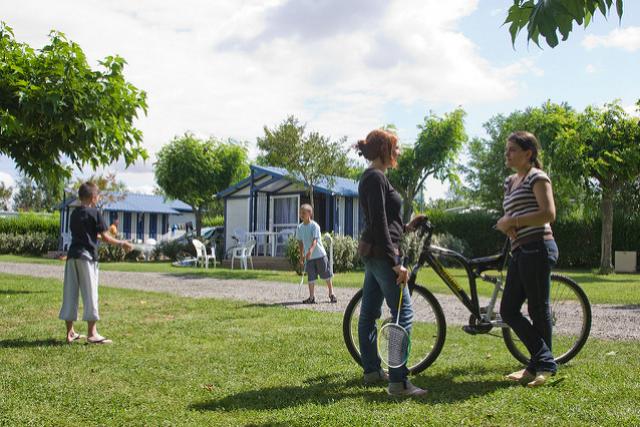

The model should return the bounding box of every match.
[216,165,362,256]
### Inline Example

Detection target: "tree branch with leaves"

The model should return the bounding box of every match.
[0,22,148,185]
[556,101,640,273]
[388,109,467,223]
[154,133,249,236]
[505,0,624,48]
[257,116,351,207]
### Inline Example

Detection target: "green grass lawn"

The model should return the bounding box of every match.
[1,272,639,426]
[2,254,640,305]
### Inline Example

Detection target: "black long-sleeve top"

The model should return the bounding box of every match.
[358,167,403,266]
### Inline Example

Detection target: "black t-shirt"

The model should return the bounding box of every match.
[67,206,108,261]
[358,167,404,266]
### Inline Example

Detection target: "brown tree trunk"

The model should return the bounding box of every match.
[402,190,415,224]
[599,186,614,274]
[195,206,203,237]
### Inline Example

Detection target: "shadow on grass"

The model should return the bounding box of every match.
[0,289,47,295]
[189,368,512,412]
[242,301,305,308]
[160,271,288,281]
[0,338,63,348]
[571,275,639,284]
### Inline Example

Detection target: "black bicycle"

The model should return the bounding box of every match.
[343,220,592,374]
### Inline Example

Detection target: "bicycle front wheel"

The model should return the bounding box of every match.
[502,273,592,365]
[342,284,447,375]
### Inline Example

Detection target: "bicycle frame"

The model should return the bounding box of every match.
[408,225,511,329]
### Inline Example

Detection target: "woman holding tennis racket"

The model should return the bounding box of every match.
[355,129,427,397]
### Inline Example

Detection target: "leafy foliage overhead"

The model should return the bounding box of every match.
[505,0,623,48]
[0,23,148,184]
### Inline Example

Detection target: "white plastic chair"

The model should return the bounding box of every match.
[192,239,216,269]
[232,228,250,245]
[62,232,72,251]
[231,240,256,270]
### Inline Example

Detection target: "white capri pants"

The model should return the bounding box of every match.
[59,257,100,322]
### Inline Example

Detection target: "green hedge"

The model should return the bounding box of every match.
[425,210,640,269]
[0,232,58,255]
[0,213,59,236]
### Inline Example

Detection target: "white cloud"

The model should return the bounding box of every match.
[623,104,640,117]
[0,172,16,188]
[585,64,597,74]
[582,26,640,52]
[2,0,529,194]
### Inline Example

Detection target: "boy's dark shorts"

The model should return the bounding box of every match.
[305,256,333,282]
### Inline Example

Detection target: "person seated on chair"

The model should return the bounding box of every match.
[296,204,337,304]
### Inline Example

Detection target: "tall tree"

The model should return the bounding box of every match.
[70,172,128,207]
[464,102,586,217]
[12,174,65,212]
[556,101,640,273]
[154,133,249,236]
[0,23,147,185]
[256,116,350,207]
[505,0,624,48]
[0,181,12,210]
[388,108,467,223]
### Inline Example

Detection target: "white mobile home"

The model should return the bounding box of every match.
[58,193,194,248]
[217,165,361,256]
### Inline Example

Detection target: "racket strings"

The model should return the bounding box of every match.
[380,324,409,368]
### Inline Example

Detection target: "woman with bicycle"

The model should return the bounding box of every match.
[355,129,426,397]
[496,131,559,387]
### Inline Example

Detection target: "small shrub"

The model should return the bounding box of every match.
[431,233,471,257]
[285,236,302,274]
[329,234,361,272]
[202,215,224,227]
[285,233,362,273]
[401,231,429,265]
[98,243,126,262]
[157,239,192,261]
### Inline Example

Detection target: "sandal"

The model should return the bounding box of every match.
[329,294,338,303]
[302,296,316,304]
[66,332,86,343]
[87,336,113,345]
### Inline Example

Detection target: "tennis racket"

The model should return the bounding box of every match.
[378,263,411,368]
[297,260,307,299]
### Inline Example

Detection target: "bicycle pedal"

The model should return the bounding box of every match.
[462,325,479,335]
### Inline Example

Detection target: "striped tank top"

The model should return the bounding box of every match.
[503,168,553,249]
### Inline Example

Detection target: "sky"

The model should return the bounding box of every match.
[1,0,639,201]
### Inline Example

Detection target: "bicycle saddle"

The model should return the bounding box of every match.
[468,253,504,272]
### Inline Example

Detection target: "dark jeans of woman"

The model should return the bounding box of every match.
[500,239,559,374]
[358,257,414,382]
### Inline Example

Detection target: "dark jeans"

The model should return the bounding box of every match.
[500,239,559,374]
[358,257,414,382]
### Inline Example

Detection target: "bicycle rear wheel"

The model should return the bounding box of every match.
[342,284,447,375]
[502,273,591,365]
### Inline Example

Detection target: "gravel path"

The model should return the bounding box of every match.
[2,262,639,340]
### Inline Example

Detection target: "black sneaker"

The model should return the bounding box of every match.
[329,294,338,303]
[302,296,316,304]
